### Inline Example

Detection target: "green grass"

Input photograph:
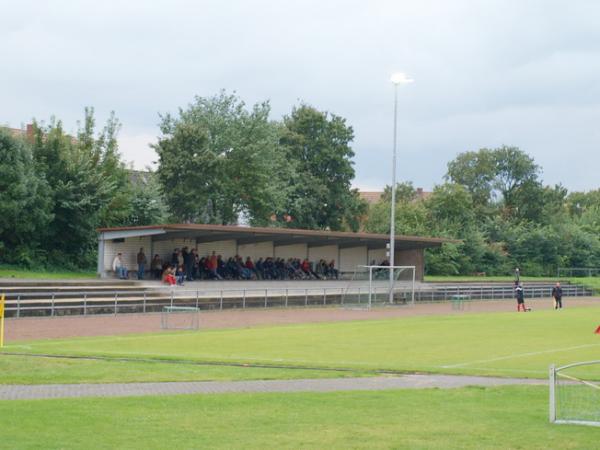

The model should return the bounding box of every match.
[5,306,600,381]
[0,265,96,279]
[1,386,598,449]
[0,354,370,385]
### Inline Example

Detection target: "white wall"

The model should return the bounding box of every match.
[308,245,338,265]
[103,236,151,271]
[237,241,274,260]
[196,240,237,259]
[339,246,368,272]
[152,238,188,264]
[367,248,387,265]
[274,244,307,260]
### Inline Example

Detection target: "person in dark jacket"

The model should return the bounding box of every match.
[515,283,528,312]
[552,282,563,309]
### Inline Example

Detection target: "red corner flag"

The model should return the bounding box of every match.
[595,326,600,335]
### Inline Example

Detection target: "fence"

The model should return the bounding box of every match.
[557,267,600,278]
[1,283,594,318]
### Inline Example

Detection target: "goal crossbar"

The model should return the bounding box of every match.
[342,265,416,309]
[550,360,600,426]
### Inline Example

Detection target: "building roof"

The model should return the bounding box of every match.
[97,223,452,250]
[359,191,383,204]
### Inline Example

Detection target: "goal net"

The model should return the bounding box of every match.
[550,361,600,426]
[341,265,416,309]
[161,306,200,330]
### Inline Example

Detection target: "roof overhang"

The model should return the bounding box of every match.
[97,224,455,250]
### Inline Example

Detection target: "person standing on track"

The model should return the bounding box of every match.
[515,282,527,312]
[552,282,563,309]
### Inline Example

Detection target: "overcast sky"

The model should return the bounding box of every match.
[2,0,599,192]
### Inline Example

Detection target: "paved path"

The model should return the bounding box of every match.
[0,375,545,400]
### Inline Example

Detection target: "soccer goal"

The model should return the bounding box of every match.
[550,361,600,426]
[161,306,200,330]
[341,265,416,309]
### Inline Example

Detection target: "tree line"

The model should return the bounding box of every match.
[365,147,600,276]
[1,91,599,275]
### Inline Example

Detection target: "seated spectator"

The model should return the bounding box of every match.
[112,252,128,279]
[207,251,222,280]
[245,257,258,279]
[256,257,264,279]
[151,254,163,279]
[162,265,176,286]
[217,255,226,279]
[175,264,185,285]
[328,260,339,279]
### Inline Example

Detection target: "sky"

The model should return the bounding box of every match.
[1,0,599,192]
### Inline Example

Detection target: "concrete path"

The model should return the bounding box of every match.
[0,375,545,400]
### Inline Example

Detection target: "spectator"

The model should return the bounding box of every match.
[183,247,194,281]
[136,248,147,280]
[208,251,222,280]
[151,254,162,279]
[552,282,563,309]
[162,265,176,286]
[175,264,185,285]
[171,248,179,267]
[256,257,264,279]
[245,257,258,279]
[328,260,339,279]
[112,252,128,279]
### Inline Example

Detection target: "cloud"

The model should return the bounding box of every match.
[1,0,599,191]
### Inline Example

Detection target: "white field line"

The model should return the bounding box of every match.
[441,343,600,369]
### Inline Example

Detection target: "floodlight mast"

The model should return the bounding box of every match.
[389,72,413,304]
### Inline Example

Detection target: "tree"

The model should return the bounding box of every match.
[446,149,496,207]
[31,113,125,267]
[426,183,474,233]
[154,91,286,225]
[279,105,366,231]
[0,131,51,265]
[446,146,541,214]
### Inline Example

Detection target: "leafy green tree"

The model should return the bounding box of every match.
[446,149,496,207]
[127,171,169,225]
[0,131,51,265]
[426,183,474,233]
[31,113,125,267]
[154,91,286,225]
[279,105,366,231]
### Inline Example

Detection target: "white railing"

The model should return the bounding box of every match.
[1,284,593,318]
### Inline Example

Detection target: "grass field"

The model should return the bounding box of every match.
[3,305,600,448]
[2,386,599,449]
[4,306,600,382]
[0,265,96,279]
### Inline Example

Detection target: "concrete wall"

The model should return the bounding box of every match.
[103,236,152,272]
[274,244,307,260]
[308,245,338,266]
[197,240,237,259]
[395,248,425,281]
[339,246,368,272]
[237,241,274,260]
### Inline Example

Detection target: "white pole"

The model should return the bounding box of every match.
[389,82,398,304]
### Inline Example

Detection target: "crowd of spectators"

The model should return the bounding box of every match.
[118,247,341,285]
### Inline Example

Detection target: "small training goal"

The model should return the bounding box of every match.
[161,306,200,330]
[550,361,600,426]
[341,265,416,309]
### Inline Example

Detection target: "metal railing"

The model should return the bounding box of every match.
[557,267,600,278]
[1,283,594,318]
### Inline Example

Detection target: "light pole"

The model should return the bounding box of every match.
[389,72,413,303]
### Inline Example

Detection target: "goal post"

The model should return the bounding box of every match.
[342,265,416,309]
[550,361,600,426]
[161,306,200,330]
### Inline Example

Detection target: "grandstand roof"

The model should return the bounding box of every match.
[97,223,451,249]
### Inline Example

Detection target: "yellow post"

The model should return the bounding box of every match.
[0,294,5,348]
